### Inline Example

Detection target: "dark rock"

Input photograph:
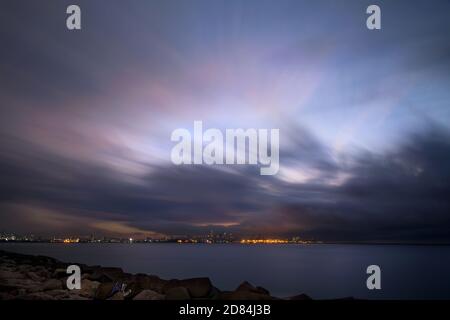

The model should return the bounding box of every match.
[65,294,89,300]
[36,255,59,266]
[17,288,27,296]
[206,286,221,300]
[18,265,33,273]
[81,265,101,274]
[19,292,55,300]
[133,274,167,293]
[179,277,212,298]
[35,267,51,278]
[89,267,124,283]
[0,270,25,280]
[43,279,63,291]
[78,279,100,298]
[133,289,165,300]
[236,281,255,292]
[46,289,70,299]
[0,292,15,300]
[332,296,355,300]
[165,286,190,300]
[288,293,312,300]
[2,278,39,291]
[26,271,43,282]
[52,268,67,279]
[235,281,270,296]
[108,292,124,300]
[256,286,270,295]
[94,282,115,300]
[162,279,182,294]
[0,250,319,301]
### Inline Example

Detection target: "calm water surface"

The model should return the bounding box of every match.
[1,243,449,299]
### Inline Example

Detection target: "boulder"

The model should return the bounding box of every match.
[133,289,165,300]
[235,281,270,296]
[78,279,100,298]
[26,271,43,282]
[35,268,51,278]
[162,279,182,294]
[66,294,89,300]
[35,255,59,266]
[255,286,270,295]
[0,258,16,266]
[94,282,115,300]
[235,281,255,292]
[133,274,167,293]
[0,292,15,300]
[27,284,44,293]
[43,279,63,291]
[89,267,124,283]
[20,292,55,300]
[165,286,190,300]
[46,289,70,299]
[108,292,124,300]
[81,265,101,274]
[179,277,212,298]
[288,293,312,300]
[205,286,221,300]
[17,288,27,296]
[331,296,355,300]
[52,268,67,279]
[17,265,33,273]
[2,278,39,291]
[0,270,25,280]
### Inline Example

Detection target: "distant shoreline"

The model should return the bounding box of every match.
[1,241,450,246]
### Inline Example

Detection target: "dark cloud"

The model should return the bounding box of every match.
[1,0,450,242]
[1,121,449,242]
[269,125,450,242]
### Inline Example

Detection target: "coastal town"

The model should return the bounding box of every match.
[0,231,318,245]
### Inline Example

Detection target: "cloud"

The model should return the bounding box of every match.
[90,221,163,238]
[1,0,450,243]
[0,119,449,242]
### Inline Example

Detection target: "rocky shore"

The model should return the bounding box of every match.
[0,250,312,300]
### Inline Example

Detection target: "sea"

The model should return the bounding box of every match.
[1,243,449,299]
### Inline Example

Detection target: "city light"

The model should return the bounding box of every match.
[240,239,289,244]
[63,238,79,243]
[0,231,316,245]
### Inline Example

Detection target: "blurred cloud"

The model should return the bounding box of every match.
[1,0,450,242]
[1,120,450,242]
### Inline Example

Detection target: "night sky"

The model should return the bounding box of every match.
[1,0,450,242]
